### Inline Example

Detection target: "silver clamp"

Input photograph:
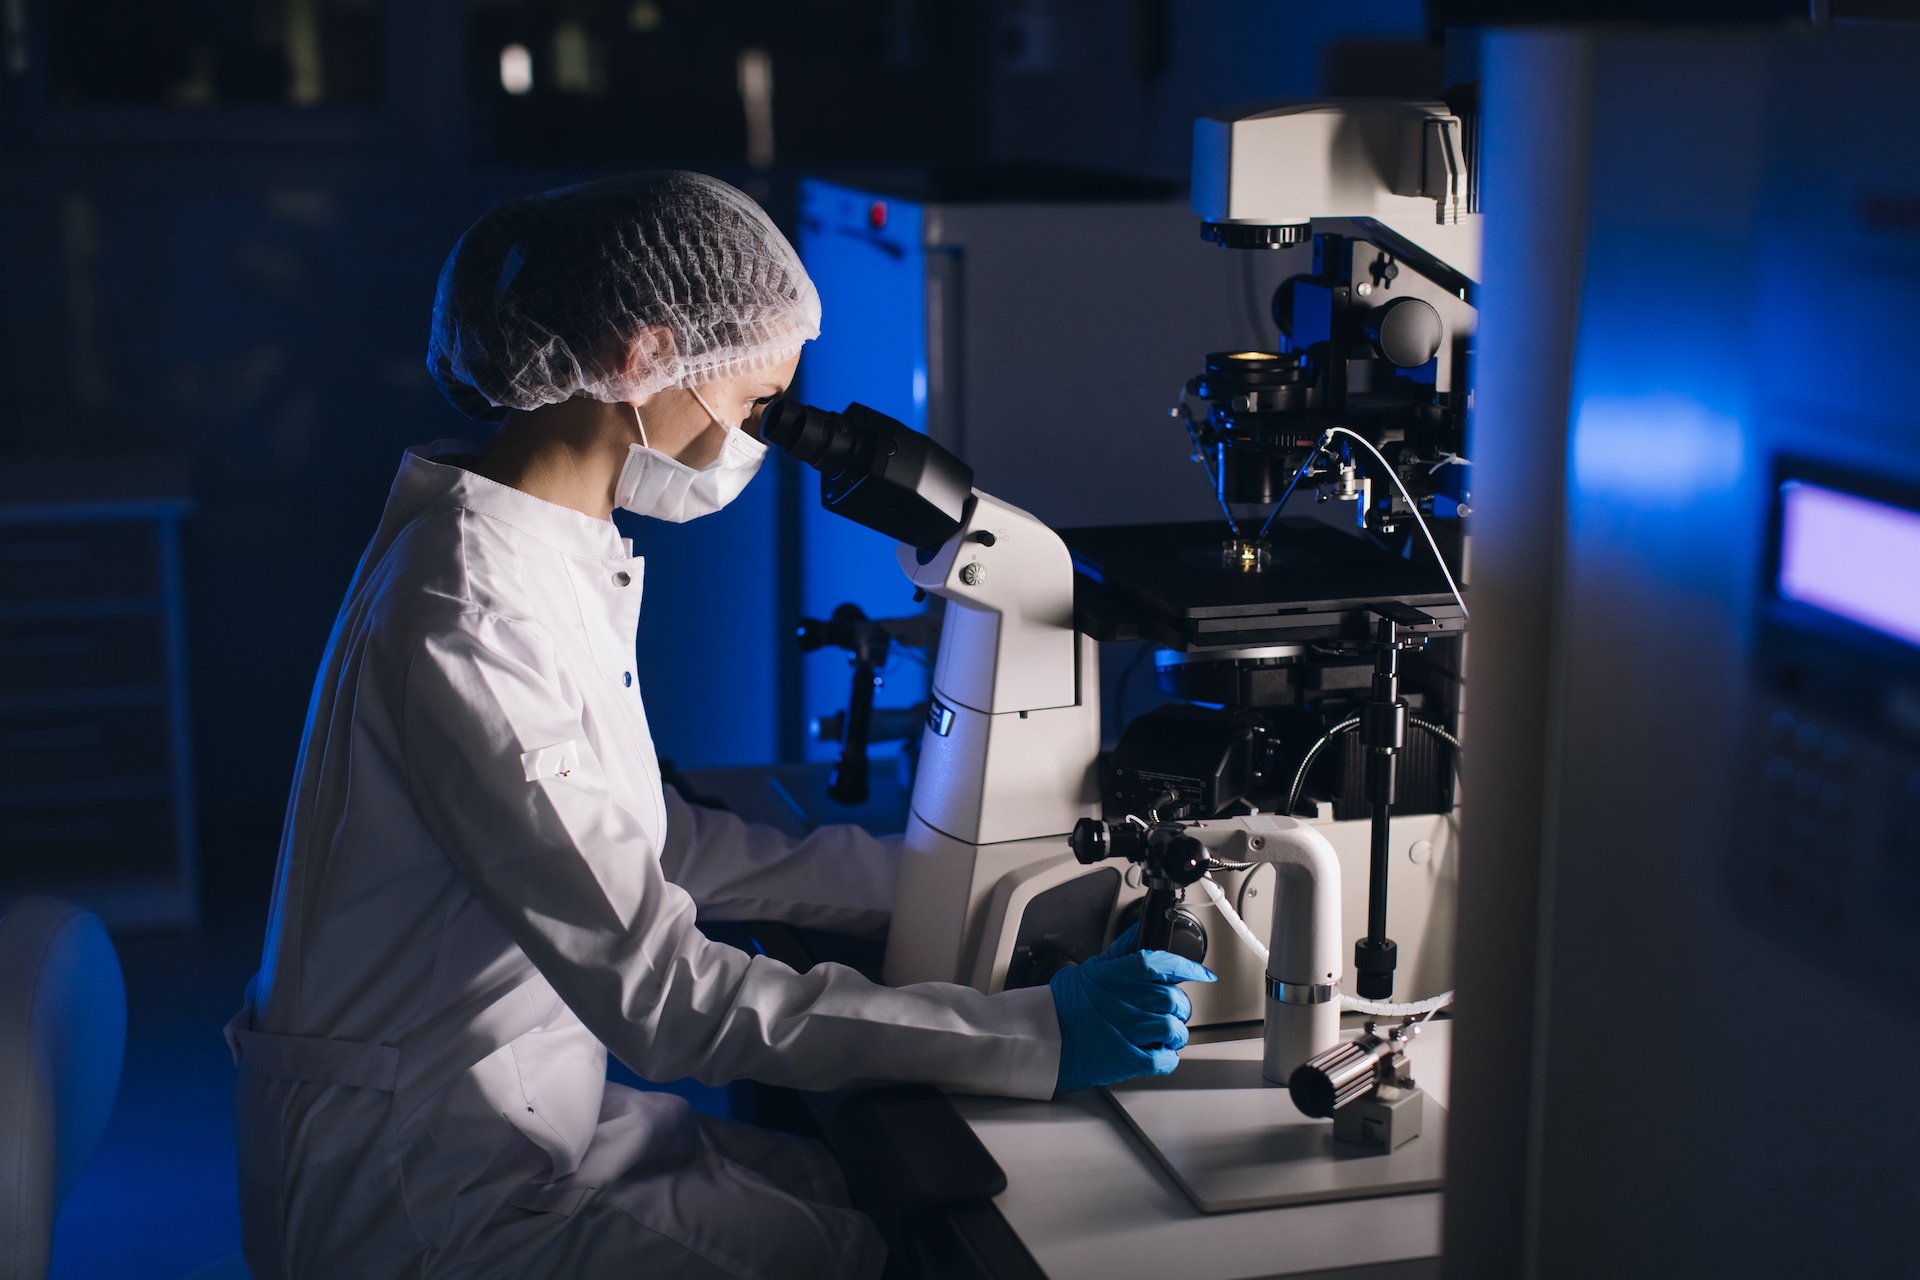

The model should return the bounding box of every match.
[1266,976,1337,1005]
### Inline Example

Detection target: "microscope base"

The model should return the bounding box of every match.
[1102,1027,1448,1214]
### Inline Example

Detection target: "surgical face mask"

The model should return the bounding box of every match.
[613,385,769,522]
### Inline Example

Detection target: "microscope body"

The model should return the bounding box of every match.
[879,491,1103,989]
[773,94,1478,1083]
[869,484,1346,1084]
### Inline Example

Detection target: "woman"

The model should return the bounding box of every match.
[228,171,1204,1279]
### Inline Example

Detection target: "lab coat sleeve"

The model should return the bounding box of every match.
[402,613,1061,1100]
[657,785,897,940]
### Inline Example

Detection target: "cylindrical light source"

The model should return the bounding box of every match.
[1288,1035,1393,1118]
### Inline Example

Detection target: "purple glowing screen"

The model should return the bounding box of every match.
[1777,480,1920,650]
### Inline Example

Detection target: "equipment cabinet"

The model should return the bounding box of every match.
[0,489,197,929]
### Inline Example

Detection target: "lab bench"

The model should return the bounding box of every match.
[684,765,1447,1280]
[942,1026,1447,1280]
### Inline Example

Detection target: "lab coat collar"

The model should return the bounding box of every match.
[394,441,634,563]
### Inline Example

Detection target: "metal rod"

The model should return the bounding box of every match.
[1367,793,1392,943]
[1355,614,1403,998]
[1257,438,1326,539]
[827,661,876,805]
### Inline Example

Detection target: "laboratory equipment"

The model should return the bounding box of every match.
[1096,1024,1450,1216]
[792,171,1252,768]
[1289,1018,1426,1154]
[1067,809,1343,1087]
[762,397,1108,995]
[766,95,1480,1041]
[767,390,1436,1090]
[795,605,937,805]
[1070,98,1481,1004]
[1445,25,1920,1278]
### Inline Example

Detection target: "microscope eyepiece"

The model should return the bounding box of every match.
[760,396,975,551]
[761,398,855,474]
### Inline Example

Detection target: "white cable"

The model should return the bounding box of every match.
[1200,877,1270,964]
[1324,426,1469,620]
[1199,875,1455,1019]
[1342,991,1454,1018]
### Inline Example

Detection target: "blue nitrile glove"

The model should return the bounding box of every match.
[1049,924,1216,1096]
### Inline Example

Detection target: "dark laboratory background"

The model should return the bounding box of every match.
[0,5,1456,1275]
[0,0,1459,927]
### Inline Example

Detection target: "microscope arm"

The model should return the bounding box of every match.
[879,488,1102,986]
[1209,818,1344,1083]
[896,490,1079,715]
[762,399,1099,987]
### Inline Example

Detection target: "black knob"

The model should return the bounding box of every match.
[1069,818,1110,865]
[1165,909,1208,966]
[1024,948,1080,987]
[1153,834,1211,887]
[1353,937,1398,1000]
[1364,297,1444,369]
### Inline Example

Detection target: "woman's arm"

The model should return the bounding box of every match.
[401,612,1059,1097]
[656,785,897,940]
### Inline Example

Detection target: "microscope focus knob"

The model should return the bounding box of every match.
[1154,834,1211,886]
[1072,817,1151,865]
[1070,818,1111,864]
[1024,947,1081,987]
[1365,297,1444,369]
[1165,909,1208,966]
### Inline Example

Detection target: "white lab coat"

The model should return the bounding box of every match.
[229,445,1060,1280]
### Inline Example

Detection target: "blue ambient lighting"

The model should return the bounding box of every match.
[795,180,935,762]
[1571,394,1744,508]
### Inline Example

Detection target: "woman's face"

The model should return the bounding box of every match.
[634,348,801,469]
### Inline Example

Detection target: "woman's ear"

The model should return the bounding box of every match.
[607,324,676,385]
[633,325,675,364]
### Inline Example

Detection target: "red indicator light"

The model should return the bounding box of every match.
[868,200,888,230]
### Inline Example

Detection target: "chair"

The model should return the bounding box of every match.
[0,897,127,1280]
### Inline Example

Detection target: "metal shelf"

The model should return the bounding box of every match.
[0,494,197,930]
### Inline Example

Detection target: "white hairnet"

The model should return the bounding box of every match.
[428,171,820,423]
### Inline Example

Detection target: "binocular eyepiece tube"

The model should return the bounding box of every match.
[760,398,865,480]
[760,397,975,551]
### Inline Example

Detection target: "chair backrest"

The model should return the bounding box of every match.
[0,897,127,1280]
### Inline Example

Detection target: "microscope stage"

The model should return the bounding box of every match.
[1062,519,1465,652]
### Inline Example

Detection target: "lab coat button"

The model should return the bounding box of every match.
[615,571,631,586]
[623,672,633,687]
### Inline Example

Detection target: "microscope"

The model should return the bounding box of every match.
[766,98,1478,1092]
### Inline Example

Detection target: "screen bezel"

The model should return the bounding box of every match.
[1762,456,1920,666]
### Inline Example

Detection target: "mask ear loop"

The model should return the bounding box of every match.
[628,402,651,450]
[687,384,725,432]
